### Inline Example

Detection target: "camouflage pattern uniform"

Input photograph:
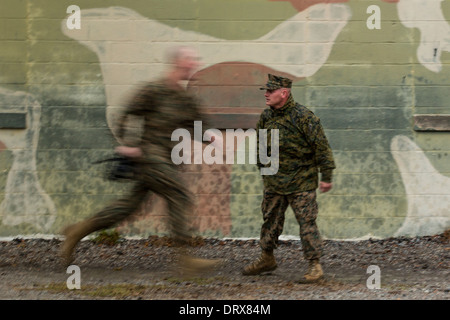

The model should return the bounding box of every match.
[257,74,336,260]
[90,78,205,245]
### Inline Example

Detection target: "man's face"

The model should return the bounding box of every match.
[176,48,201,80]
[264,88,289,109]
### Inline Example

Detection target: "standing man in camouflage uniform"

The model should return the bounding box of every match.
[60,46,220,275]
[242,74,336,283]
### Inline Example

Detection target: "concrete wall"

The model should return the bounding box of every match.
[0,0,449,239]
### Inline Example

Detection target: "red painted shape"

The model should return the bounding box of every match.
[270,0,349,13]
[270,0,398,13]
[191,62,303,109]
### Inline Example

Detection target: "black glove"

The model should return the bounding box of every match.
[93,154,136,182]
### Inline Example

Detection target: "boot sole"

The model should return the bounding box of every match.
[298,275,325,284]
[242,264,277,276]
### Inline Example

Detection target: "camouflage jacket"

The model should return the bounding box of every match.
[117,78,205,161]
[257,94,336,194]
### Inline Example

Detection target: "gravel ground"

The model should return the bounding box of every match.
[0,231,448,301]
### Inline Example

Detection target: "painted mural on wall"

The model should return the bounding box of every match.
[0,89,56,232]
[0,0,448,239]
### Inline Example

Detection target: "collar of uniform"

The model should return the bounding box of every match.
[270,94,295,114]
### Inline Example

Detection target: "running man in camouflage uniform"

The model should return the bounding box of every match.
[242,74,336,283]
[60,47,220,275]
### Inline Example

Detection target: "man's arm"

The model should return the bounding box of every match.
[304,116,336,189]
[116,84,154,157]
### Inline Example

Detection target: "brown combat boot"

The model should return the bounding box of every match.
[59,218,100,267]
[298,259,324,283]
[242,250,277,275]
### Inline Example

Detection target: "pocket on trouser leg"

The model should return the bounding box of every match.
[290,191,323,260]
[260,192,288,250]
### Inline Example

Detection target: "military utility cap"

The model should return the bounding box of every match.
[260,74,292,90]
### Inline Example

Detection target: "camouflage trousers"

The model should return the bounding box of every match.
[89,158,193,245]
[260,190,323,260]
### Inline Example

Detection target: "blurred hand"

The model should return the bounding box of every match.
[319,181,332,193]
[115,146,142,158]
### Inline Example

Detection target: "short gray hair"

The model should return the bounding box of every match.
[165,46,193,64]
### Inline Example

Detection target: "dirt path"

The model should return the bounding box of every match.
[0,233,448,301]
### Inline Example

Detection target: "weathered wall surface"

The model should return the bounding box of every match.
[0,0,449,239]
